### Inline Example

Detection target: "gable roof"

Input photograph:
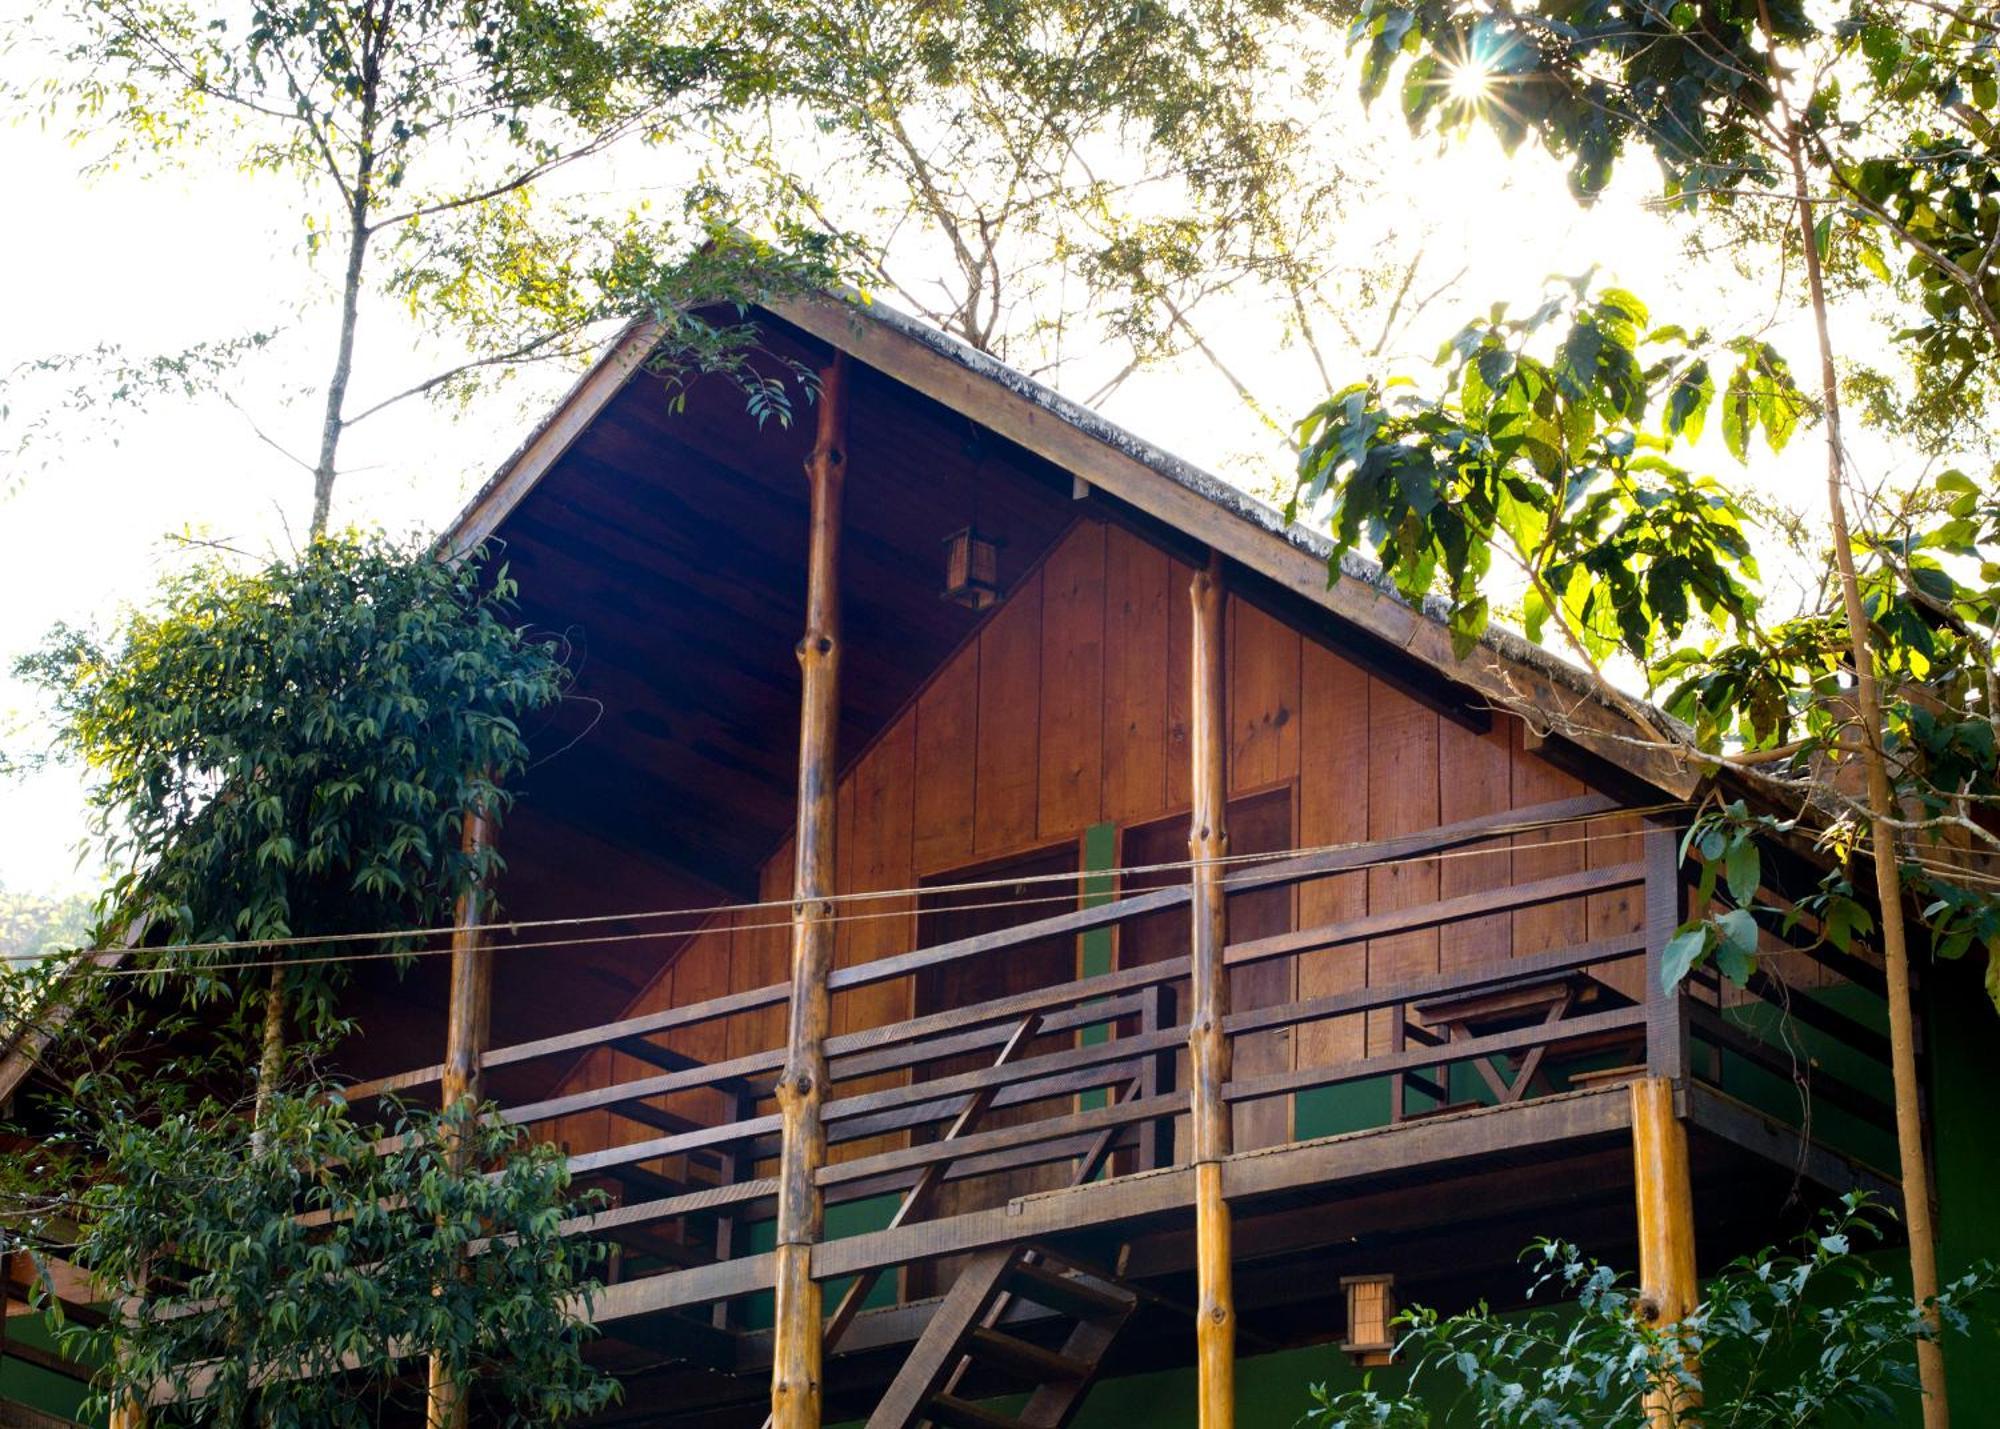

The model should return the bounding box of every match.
[446,292,1705,803]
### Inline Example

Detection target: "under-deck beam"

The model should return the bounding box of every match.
[1188,550,1235,1429]
[772,353,848,1429]
[427,804,496,1429]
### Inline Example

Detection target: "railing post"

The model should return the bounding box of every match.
[1188,551,1235,1429]
[712,1084,751,1331]
[772,353,847,1429]
[1138,982,1176,1171]
[1389,1009,1406,1124]
[1641,821,1688,1086]
[108,1262,148,1429]
[427,802,496,1429]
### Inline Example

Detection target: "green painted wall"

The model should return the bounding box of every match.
[0,1311,91,1424]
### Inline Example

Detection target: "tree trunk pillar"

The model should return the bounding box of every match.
[1188,551,1235,1429]
[426,803,496,1429]
[1630,1075,1698,1425]
[772,354,848,1429]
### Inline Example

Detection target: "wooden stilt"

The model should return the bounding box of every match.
[1630,1075,1698,1424]
[426,804,497,1429]
[1188,551,1235,1429]
[772,354,848,1429]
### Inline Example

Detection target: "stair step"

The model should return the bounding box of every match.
[1005,1259,1134,1320]
[929,1394,1023,1429]
[966,1327,1091,1383]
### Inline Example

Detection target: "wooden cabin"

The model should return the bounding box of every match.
[310,293,1914,1428]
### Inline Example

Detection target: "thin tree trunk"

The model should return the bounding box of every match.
[263,14,383,1142]
[1758,16,1951,1414]
[309,185,376,540]
[250,963,285,1156]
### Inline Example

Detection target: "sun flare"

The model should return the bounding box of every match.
[1446,58,1493,106]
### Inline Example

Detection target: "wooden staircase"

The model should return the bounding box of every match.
[867,1245,1138,1429]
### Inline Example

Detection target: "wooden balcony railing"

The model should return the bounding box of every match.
[340,791,1900,1331]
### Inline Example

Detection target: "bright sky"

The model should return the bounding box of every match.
[0,39,1872,902]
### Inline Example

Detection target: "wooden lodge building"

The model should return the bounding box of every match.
[7,290,1990,1428]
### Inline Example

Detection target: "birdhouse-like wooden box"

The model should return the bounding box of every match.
[940,526,1001,609]
[1341,1274,1397,1365]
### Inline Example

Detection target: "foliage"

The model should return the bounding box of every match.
[1291,279,1795,669]
[14,533,567,1037]
[0,883,96,965]
[1291,271,2000,1004]
[1335,0,2000,452]
[6,0,860,527]
[45,1091,612,1426]
[0,536,601,1421]
[702,0,1354,387]
[1303,1198,1996,1427]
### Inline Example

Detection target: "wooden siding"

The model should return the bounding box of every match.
[540,516,1621,1158]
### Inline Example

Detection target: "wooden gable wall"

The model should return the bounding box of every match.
[538,514,1650,1163]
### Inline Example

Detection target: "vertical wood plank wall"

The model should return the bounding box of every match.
[539,516,1637,1157]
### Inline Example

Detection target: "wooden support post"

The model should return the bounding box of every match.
[426,804,497,1429]
[772,353,848,1429]
[1630,1076,1699,1424]
[1188,551,1235,1429]
[108,1378,145,1428]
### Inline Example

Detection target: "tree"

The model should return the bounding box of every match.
[1301,1198,1995,1427]
[1305,5,1999,1414]
[703,0,1342,398]
[1292,276,1998,1419]
[6,0,1443,508]
[16,533,568,1125]
[0,882,95,964]
[4,534,596,1418]
[7,0,848,531]
[1338,0,1998,447]
[43,1092,612,1427]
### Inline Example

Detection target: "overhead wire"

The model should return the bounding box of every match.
[14,802,1692,980]
[21,798,1675,964]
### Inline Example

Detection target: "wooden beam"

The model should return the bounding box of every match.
[1684,1083,1899,1203]
[0,1399,87,1429]
[427,805,496,1429]
[1187,552,1235,1429]
[443,319,662,557]
[1630,1076,1698,1425]
[580,1087,1638,1325]
[773,352,847,1429]
[1687,1006,1896,1130]
[1222,1006,1644,1108]
[1223,930,1645,1040]
[1225,863,1642,968]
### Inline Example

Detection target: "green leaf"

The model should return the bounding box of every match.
[1659,925,1710,991]
[1717,906,1760,958]
[1724,837,1761,905]
[1448,594,1490,659]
